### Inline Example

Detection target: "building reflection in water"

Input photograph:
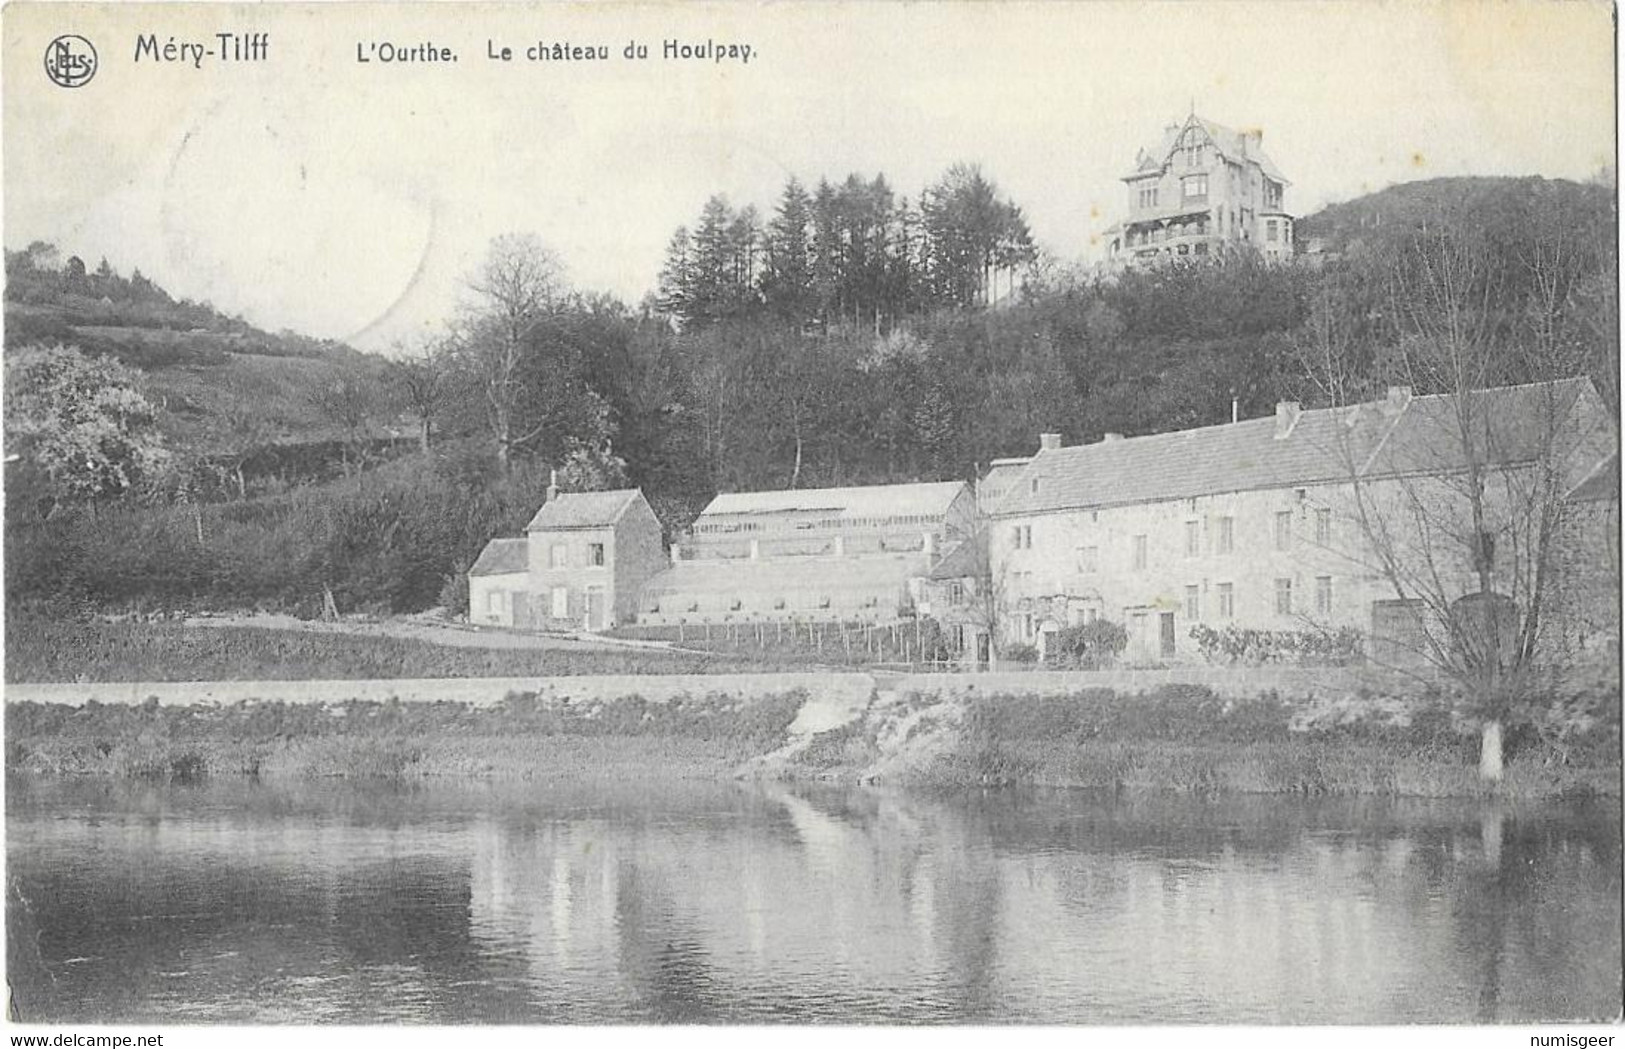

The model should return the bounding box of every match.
[9,778,1620,1023]
[457,785,1619,1023]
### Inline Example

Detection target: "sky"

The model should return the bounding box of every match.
[4,1,1615,353]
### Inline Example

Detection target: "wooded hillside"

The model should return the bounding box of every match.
[5,173,1616,617]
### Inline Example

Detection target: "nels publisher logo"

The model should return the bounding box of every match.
[44,34,98,88]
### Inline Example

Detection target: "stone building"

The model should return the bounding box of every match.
[468,538,529,628]
[1103,112,1295,268]
[636,481,977,626]
[985,379,1617,664]
[468,484,668,632]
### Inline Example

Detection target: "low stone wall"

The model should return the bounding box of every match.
[5,673,877,709]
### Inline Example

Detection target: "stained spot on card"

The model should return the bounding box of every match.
[157,108,433,343]
[1411,152,1426,169]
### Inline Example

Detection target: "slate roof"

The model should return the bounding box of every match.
[469,538,529,577]
[977,459,1031,515]
[929,530,988,581]
[701,481,968,520]
[525,489,642,531]
[1568,453,1619,503]
[994,379,1608,517]
[1128,114,1289,185]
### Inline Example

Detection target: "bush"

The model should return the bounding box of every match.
[1189,623,1365,666]
[1048,619,1128,668]
[1001,642,1039,663]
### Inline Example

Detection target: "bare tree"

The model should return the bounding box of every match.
[1323,224,1616,782]
[394,338,447,453]
[457,234,566,471]
[306,373,375,477]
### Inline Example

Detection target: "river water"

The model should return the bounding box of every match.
[7,776,1620,1024]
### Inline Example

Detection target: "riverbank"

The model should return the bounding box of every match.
[7,679,1618,798]
[6,689,810,781]
[783,685,1621,799]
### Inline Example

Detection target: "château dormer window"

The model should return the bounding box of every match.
[1179,126,1209,168]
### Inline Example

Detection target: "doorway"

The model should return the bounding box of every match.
[585,586,608,632]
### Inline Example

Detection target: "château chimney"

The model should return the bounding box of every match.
[1039,432,1063,452]
[546,469,559,503]
[1386,385,1413,411]
[1102,433,1125,443]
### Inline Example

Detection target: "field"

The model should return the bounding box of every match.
[4,618,787,683]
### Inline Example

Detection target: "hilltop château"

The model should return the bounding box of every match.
[1104,113,1296,268]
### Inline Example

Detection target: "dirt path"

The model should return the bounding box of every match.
[737,678,878,776]
[182,613,672,653]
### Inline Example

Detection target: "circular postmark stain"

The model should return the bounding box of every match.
[44,35,98,88]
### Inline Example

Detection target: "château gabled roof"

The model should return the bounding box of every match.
[1125,113,1290,186]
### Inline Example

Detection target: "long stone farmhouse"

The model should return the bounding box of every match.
[976,378,1617,663]
[470,378,1617,665]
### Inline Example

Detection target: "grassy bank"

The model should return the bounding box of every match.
[9,680,1618,798]
[5,618,783,683]
[6,689,806,781]
[790,686,1622,799]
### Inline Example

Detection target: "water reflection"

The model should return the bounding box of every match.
[7,777,1620,1023]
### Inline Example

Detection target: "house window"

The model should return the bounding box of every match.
[1216,516,1234,554]
[1183,175,1208,201]
[549,543,566,569]
[1030,476,1041,494]
[1078,545,1099,574]
[1274,578,1293,615]
[1132,534,1148,571]
[588,543,606,566]
[1138,186,1159,209]
[1217,583,1234,620]
[1185,585,1200,622]
[1266,219,1279,243]
[1012,524,1033,550]
[948,581,965,606]
[1316,576,1333,615]
[551,586,569,619]
[1185,521,1201,558]
[1083,606,1100,625]
[486,590,503,613]
[1274,511,1293,551]
[1315,508,1331,545]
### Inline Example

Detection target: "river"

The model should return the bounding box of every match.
[7,776,1620,1023]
